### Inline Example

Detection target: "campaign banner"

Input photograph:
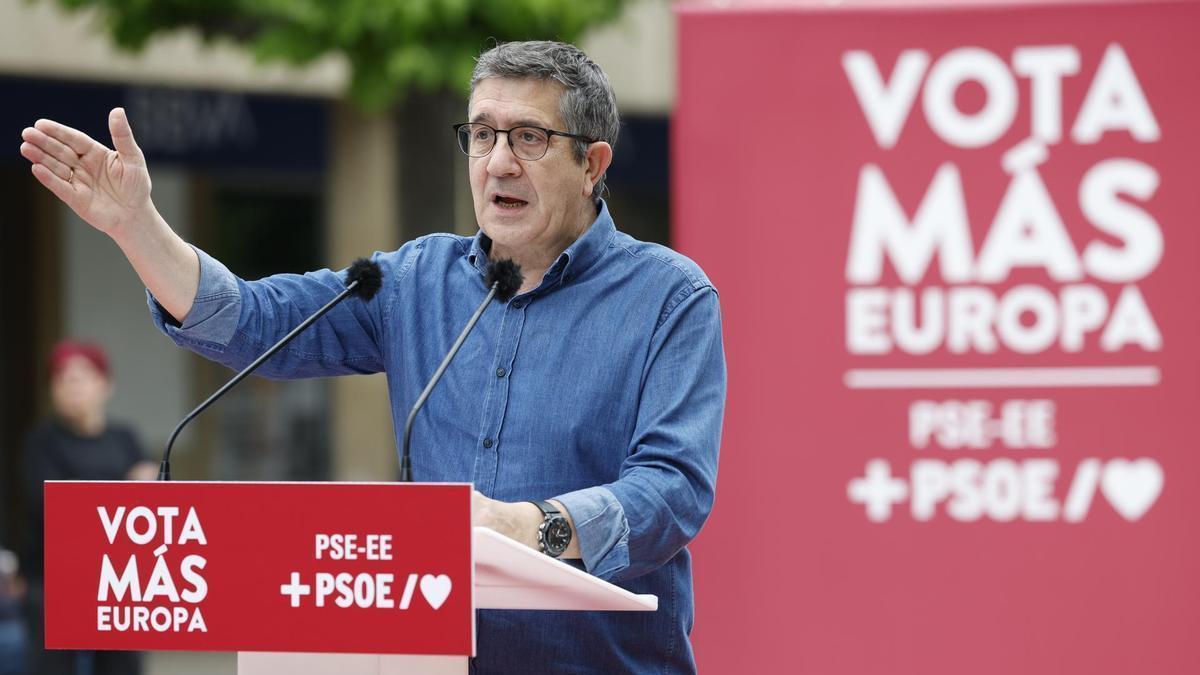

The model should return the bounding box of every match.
[676,1,1199,673]
[44,482,473,655]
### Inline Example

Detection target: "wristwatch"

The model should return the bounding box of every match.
[529,500,572,558]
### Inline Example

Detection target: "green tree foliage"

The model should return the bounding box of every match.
[50,0,630,110]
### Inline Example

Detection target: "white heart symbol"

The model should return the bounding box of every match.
[1101,458,1163,521]
[419,574,452,610]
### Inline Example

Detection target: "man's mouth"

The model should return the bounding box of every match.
[493,194,529,209]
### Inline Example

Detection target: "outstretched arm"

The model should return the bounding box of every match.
[20,107,198,322]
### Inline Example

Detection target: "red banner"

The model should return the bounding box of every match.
[676,1,1200,673]
[44,482,473,655]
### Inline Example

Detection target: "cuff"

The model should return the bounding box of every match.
[553,486,629,581]
[146,245,242,348]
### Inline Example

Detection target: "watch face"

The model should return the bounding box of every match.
[542,516,572,556]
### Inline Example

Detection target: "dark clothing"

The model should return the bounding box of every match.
[24,586,141,675]
[21,420,145,581]
[21,419,146,675]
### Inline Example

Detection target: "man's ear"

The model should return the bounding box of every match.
[582,141,613,198]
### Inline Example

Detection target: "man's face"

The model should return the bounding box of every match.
[468,77,594,255]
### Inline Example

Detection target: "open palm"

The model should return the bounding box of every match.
[19,108,152,235]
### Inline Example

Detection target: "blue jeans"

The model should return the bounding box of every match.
[0,619,28,675]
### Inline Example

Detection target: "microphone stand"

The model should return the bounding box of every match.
[399,260,522,482]
[159,262,381,481]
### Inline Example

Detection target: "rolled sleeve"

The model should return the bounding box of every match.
[146,246,242,348]
[592,285,724,583]
[553,485,630,580]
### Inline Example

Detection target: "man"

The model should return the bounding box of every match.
[19,41,724,672]
[21,341,156,675]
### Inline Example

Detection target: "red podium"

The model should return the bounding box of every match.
[44,481,656,674]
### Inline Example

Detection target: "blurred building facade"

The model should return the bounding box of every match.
[0,0,674,583]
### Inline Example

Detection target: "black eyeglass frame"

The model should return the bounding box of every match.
[452,122,598,161]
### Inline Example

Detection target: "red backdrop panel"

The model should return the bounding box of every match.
[675,2,1200,673]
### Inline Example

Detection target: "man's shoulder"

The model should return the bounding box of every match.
[607,230,715,293]
[377,232,472,262]
[367,233,473,284]
[411,232,474,252]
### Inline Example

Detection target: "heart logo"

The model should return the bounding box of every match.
[419,574,452,610]
[1101,458,1163,521]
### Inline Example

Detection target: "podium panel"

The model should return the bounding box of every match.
[44,481,656,672]
[235,529,654,675]
[44,481,474,656]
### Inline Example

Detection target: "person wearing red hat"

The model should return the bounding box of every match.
[20,340,154,675]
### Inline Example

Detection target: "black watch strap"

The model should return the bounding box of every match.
[529,500,572,558]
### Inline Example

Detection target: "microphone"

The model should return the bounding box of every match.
[158,259,384,481]
[400,259,523,482]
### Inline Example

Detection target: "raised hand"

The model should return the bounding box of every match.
[19,107,199,322]
[19,107,153,237]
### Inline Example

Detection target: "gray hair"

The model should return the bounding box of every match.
[471,41,620,202]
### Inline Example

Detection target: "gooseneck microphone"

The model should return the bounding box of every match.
[400,260,523,482]
[158,259,384,481]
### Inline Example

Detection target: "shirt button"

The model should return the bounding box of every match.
[512,300,526,309]
[496,367,506,378]
[483,438,494,448]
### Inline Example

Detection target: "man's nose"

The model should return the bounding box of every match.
[486,132,522,176]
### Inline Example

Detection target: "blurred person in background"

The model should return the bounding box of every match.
[1,445,28,675]
[0,547,27,675]
[20,341,155,675]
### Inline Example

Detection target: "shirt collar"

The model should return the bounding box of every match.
[467,199,615,286]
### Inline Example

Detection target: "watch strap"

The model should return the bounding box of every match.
[531,500,560,517]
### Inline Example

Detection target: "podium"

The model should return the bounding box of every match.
[43,481,655,674]
[238,527,657,674]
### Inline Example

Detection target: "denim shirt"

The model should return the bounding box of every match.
[148,201,725,673]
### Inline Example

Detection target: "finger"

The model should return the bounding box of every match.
[22,127,82,171]
[108,108,145,164]
[20,142,77,184]
[33,118,102,157]
[30,163,81,205]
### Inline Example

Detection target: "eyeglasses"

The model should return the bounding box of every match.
[453,122,597,161]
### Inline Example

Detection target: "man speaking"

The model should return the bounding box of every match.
[19,41,725,673]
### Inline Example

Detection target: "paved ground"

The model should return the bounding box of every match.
[147,651,235,675]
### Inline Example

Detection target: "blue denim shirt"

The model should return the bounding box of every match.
[148,201,725,673]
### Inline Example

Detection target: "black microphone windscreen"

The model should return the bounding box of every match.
[346,258,383,301]
[486,259,524,302]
